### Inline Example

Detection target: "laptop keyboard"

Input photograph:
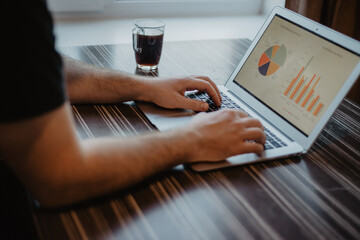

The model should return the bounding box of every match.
[187,91,288,150]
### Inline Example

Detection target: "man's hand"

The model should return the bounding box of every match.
[179,109,266,162]
[140,75,222,112]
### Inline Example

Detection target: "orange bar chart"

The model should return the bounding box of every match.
[284,64,324,117]
[295,74,316,103]
[301,89,314,107]
[307,95,319,112]
[290,76,305,100]
[284,67,304,96]
[301,76,320,107]
[313,103,324,116]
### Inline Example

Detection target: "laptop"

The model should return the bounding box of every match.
[137,6,360,172]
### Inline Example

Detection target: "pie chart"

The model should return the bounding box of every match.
[258,44,287,76]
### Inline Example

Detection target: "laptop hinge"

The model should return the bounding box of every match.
[228,90,294,142]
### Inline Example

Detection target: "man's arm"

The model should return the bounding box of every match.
[63,56,221,111]
[0,103,265,208]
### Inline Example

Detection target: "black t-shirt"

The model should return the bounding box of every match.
[1,1,65,238]
[1,0,66,122]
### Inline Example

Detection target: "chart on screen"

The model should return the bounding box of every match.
[258,44,287,76]
[235,16,360,135]
[282,56,325,118]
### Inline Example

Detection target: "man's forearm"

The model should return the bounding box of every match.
[63,56,149,104]
[0,103,192,208]
[63,55,224,112]
[77,131,188,200]
[35,127,193,207]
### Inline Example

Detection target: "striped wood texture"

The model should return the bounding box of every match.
[33,39,360,240]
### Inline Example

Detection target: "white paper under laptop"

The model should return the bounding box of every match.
[137,7,360,171]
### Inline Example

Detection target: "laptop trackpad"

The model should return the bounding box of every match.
[137,102,196,131]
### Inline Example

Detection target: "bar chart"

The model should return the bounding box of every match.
[283,57,324,117]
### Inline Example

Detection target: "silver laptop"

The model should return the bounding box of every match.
[137,7,360,172]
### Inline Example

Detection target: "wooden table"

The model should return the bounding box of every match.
[32,39,360,240]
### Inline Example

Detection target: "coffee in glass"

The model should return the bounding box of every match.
[133,19,165,70]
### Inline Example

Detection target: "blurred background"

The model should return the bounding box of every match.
[49,0,359,103]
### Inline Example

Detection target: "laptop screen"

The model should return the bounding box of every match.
[233,15,360,136]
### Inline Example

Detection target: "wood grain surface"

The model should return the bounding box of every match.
[32,39,360,240]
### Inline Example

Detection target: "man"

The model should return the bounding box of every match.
[0,0,266,208]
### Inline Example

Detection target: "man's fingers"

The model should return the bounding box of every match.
[239,142,265,154]
[241,128,267,145]
[176,97,209,112]
[186,77,222,106]
[192,76,222,103]
[239,117,264,130]
[220,108,248,118]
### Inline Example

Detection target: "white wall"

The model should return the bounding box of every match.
[51,0,285,47]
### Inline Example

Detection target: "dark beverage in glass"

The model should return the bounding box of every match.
[132,19,165,70]
[133,33,164,69]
